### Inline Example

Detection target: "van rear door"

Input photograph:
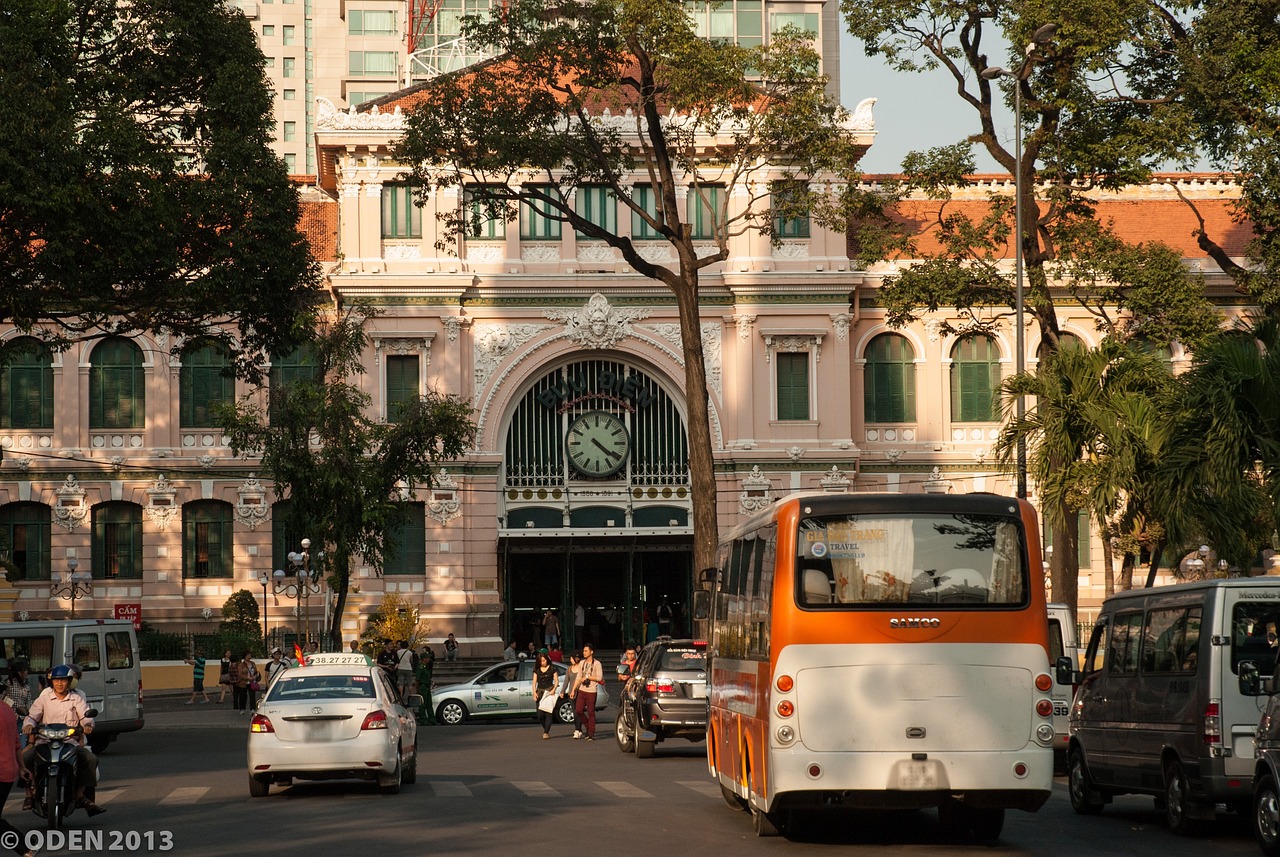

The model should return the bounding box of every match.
[1224,586,1280,776]
[70,629,139,729]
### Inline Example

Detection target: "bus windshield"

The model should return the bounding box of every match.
[797,513,1027,608]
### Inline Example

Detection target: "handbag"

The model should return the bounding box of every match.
[537,691,557,713]
[249,680,261,692]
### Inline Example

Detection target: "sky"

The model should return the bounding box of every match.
[838,28,1006,175]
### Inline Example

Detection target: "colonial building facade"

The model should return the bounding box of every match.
[0,76,1254,652]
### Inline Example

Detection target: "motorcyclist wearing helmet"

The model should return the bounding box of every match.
[21,665,104,816]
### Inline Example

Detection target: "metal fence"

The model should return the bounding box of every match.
[139,629,302,661]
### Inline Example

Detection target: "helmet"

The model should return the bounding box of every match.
[48,664,74,681]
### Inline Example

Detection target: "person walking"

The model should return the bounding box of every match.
[415,645,435,725]
[572,645,603,741]
[564,654,582,738]
[5,662,31,749]
[0,688,34,857]
[216,649,234,703]
[183,649,211,704]
[443,633,458,662]
[264,648,289,686]
[395,640,417,698]
[573,604,585,647]
[543,609,561,648]
[233,651,259,714]
[531,652,559,739]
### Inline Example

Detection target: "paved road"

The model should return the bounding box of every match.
[7,697,1261,857]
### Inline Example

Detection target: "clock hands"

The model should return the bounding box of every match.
[591,437,623,460]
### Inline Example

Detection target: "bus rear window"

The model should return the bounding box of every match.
[797,513,1027,608]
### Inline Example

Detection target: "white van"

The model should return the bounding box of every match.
[1047,603,1079,768]
[1067,578,1278,833]
[0,619,144,752]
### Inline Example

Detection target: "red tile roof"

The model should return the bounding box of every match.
[298,198,338,263]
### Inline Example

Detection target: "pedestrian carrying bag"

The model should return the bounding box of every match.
[537,692,557,713]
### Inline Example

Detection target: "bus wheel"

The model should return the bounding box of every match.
[720,782,747,812]
[751,805,784,837]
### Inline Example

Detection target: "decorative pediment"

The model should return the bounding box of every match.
[146,475,179,531]
[739,466,774,515]
[53,475,87,532]
[236,474,269,531]
[546,293,651,350]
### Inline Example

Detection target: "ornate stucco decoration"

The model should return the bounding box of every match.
[53,475,87,532]
[315,96,406,131]
[521,245,561,264]
[639,322,722,400]
[576,244,617,265]
[773,242,810,259]
[473,323,553,389]
[466,245,504,263]
[426,469,462,526]
[762,333,824,364]
[844,97,877,132]
[383,244,422,260]
[442,316,466,343]
[787,446,805,462]
[146,475,178,531]
[732,314,756,340]
[830,313,852,342]
[546,293,651,350]
[739,466,774,515]
[924,318,944,343]
[922,467,953,494]
[636,244,674,264]
[236,474,269,531]
[884,448,903,464]
[820,466,852,492]
[372,335,434,367]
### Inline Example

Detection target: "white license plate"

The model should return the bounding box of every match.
[896,761,938,790]
[688,683,707,699]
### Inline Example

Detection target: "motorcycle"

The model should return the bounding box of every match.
[29,707,98,830]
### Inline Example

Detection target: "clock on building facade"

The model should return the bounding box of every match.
[566,411,630,477]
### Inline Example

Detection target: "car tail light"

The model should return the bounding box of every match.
[362,710,389,730]
[645,678,675,693]
[777,675,794,692]
[1034,674,1052,692]
[1035,699,1053,717]
[250,714,274,733]
[1203,701,1221,745]
[777,700,794,717]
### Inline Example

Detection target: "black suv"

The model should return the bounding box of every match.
[614,637,707,758]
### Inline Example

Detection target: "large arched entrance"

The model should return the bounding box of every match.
[499,357,692,651]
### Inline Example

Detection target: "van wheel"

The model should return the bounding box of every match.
[1256,774,1280,857]
[1068,749,1105,815]
[88,734,111,754]
[1163,759,1199,835]
[968,808,1005,842]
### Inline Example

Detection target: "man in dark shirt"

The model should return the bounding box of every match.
[376,639,398,678]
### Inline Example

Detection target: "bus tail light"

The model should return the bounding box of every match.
[776,675,794,692]
[1203,701,1221,745]
[777,700,794,718]
[1035,699,1053,717]
[1034,673,1052,692]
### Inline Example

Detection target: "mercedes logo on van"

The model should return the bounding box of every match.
[889,617,942,628]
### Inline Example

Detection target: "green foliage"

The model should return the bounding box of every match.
[360,592,431,652]
[0,0,321,378]
[217,302,477,649]
[221,589,262,635]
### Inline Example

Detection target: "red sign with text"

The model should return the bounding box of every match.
[114,603,142,630]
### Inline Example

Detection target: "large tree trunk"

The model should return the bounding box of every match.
[1099,521,1115,599]
[673,273,719,575]
[1118,554,1135,591]
[1048,508,1079,619]
[328,550,351,652]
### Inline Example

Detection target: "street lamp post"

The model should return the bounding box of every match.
[273,538,322,648]
[257,572,271,654]
[981,23,1059,501]
[51,558,93,617]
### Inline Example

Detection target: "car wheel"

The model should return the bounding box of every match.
[636,735,656,759]
[1163,758,1198,835]
[436,700,467,726]
[403,746,418,785]
[248,774,270,798]
[751,805,784,837]
[1068,749,1105,815]
[557,698,576,725]
[615,708,635,753]
[1257,774,1280,857]
[379,753,403,795]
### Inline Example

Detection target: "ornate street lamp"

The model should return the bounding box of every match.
[257,572,271,654]
[51,558,93,617]
[273,538,323,648]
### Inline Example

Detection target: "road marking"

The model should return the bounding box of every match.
[511,781,562,797]
[159,787,208,805]
[94,788,126,805]
[677,780,721,798]
[596,781,652,798]
[431,781,473,797]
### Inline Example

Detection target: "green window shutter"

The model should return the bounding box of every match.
[865,335,915,423]
[385,503,426,575]
[632,186,659,239]
[952,336,997,422]
[776,352,809,420]
[2,340,53,429]
[91,338,144,429]
[386,355,419,422]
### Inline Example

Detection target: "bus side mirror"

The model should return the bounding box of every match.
[1054,657,1074,686]
[1241,661,1264,696]
[692,590,711,622]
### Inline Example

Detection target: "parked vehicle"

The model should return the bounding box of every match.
[614,637,707,758]
[28,706,99,830]
[1068,577,1280,834]
[0,619,143,752]
[433,659,609,725]
[1047,603,1079,770]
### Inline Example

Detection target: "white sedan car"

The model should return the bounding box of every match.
[247,653,420,796]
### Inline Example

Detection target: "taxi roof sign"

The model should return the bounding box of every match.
[303,653,374,667]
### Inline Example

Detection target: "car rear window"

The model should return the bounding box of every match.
[659,648,706,671]
[266,674,376,701]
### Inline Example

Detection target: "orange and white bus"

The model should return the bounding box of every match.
[706,491,1054,838]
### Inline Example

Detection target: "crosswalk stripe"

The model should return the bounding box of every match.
[94,788,126,805]
[431,781,473,797]
[511,781,562,797]
[159,786,208,805]
[596,781,652,798]
[677,780,721,798]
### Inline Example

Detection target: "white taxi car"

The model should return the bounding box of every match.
[247,653,420,796]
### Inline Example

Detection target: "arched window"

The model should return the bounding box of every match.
[1037,332,1084,361]
[92,502,143,579]
[950,334,1001,423]
[0,337,54,429]
[864,333,916,423]
[384,502,426,575]
[0,502,51,580]
[89,337,144,429]
[183,500,233,579]
[180,343,235,428]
